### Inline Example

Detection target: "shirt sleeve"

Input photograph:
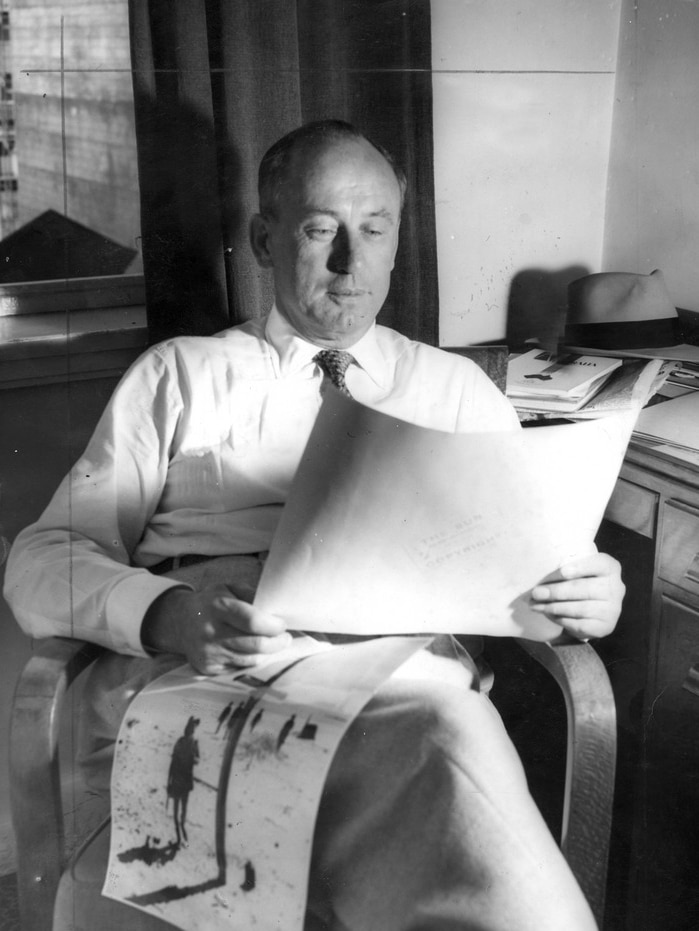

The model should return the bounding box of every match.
[449,353,521,433]
[3,345,190,656]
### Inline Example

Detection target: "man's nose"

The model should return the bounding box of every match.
[328,229,361,275]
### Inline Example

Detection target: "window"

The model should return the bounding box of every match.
[0,1,141,285]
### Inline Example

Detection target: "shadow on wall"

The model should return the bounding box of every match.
[505,265,590,352]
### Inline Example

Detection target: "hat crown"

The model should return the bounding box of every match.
[563,269,680,351]
[567,269,676,326]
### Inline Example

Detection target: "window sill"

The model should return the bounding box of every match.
[0,276,147,388]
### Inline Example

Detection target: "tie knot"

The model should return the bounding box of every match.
[314,349,355,397]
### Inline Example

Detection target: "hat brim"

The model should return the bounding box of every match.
[563,317,682,351]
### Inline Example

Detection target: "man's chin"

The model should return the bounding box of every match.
[312,305,376,346]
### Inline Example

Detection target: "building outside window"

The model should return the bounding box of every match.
[0,0,141,282]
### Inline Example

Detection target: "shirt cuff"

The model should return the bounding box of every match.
[105,570,192,657]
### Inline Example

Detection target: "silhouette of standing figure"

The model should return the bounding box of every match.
[215,701,235,734]
[276,714,296,752]
[226,701,247,734]
[250,708,264,731]
[167,716,200,846]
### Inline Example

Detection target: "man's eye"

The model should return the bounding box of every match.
[307,227,336,241]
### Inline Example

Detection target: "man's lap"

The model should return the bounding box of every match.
[66,551,591,930]
[57,670,594,931]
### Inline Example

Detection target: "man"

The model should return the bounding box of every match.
[5,120,623,930]
[166,715,200,846]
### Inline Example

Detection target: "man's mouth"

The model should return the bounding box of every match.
[328,289,367,299]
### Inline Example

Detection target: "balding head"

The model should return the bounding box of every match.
[257,119,407,220]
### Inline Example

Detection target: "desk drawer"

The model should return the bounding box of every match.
[659,501,699,595]
[605,478,657,538]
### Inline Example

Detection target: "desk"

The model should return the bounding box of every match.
[600,439,699,930]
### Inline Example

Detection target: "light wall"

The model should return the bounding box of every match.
[604,0,699,312]
[431,0,622,346]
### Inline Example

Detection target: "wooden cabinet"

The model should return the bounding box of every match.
[600,444,699,930]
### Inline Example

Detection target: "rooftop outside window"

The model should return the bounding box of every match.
[0,0,141,287]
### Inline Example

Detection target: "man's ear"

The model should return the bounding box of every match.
[389,219,401,271]
[250,214,274,269]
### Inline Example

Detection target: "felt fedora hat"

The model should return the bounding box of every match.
[564,269,680,350]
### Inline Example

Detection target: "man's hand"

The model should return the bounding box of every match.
[142,584,292,675]
[529,551,625,642]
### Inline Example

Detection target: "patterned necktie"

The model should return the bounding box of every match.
[313,349,355,398]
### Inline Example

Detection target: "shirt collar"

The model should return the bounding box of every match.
[264,304,389,389]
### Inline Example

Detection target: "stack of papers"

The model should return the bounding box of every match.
[508,350,674,419]
[568,358,673,418]
[656,360,699,399]
[506,349,622,413]
[633,391,699,453]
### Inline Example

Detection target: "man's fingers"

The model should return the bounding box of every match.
[174,589,290,675]
[205,599,290,669]
[223,631,293,655]
[531,578,613,605]
[213,595,288,638]
[555,551,621,579]
[187,649,230,676]
[530,598,610,619]
[530,598,617,640]
[532,557,624,606]
[189,634,291,675]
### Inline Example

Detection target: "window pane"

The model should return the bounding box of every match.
[0,0,141,283]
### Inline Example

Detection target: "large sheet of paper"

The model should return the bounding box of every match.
[255,392,637,639]
[103,635,429,931]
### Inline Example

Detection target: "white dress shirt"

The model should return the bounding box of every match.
[4,306,519,656]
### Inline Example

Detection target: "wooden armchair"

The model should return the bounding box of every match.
[10,634,616,931]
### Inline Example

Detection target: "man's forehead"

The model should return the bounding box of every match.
[284,138,402,211]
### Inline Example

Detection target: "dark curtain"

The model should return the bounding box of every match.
[129,0,438,347]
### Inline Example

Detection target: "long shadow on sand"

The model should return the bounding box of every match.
[128,875,225,907]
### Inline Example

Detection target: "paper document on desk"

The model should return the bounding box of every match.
[255,391,637,640]
[633,391,699,451]
[563,343,699,364]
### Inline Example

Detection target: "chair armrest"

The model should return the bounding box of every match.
[10,636,104,931]
[683,661,699,697]
[516,638,616,927]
